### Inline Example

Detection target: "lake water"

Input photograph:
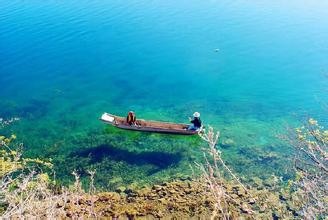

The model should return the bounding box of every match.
[1,0,328,189]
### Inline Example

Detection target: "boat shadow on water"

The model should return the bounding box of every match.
[70,144,183,173]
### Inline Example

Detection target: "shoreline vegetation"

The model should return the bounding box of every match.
[1,118,327,219]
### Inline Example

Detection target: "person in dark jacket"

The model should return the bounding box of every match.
[188,112,202,130]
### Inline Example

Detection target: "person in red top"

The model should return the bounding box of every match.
[126,111,136,125]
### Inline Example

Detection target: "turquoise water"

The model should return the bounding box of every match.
[1,0,328,189]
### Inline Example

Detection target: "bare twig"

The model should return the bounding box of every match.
[197,126,249,219]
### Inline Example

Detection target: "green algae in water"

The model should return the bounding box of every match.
[49,125,204,189]
[5,108,297,190]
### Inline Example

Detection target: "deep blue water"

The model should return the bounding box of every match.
[1,0,328,188]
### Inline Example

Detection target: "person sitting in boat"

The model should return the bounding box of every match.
[188,112,202,130]
[126,111,136,125]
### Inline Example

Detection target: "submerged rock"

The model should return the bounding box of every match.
[258,151,279,162]
[221,138,235,148]
[263,175,280,188]
[98,192,121,202]
[60,178,299,219]
[248,198,256,204]
[251,177,264,189]
[115,186,126,193]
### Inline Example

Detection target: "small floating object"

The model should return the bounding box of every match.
[214,48,220,52]
[100,112,199,135]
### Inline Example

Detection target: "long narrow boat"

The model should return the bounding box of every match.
[100,112,199,135]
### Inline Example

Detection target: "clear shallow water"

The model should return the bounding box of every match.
[1,0,328,189]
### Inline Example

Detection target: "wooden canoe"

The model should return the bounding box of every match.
[100,113,200,135]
